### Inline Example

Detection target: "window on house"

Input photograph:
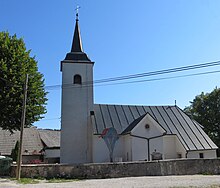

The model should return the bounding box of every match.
[199,153,204,158]
[73,74,82,84]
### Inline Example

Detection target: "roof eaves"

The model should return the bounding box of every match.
[121,114,146,135]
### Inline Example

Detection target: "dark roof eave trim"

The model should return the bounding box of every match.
[44,146,60,149]
[187,148,218,152]
[60,60,95,71]
[61,60,94,64]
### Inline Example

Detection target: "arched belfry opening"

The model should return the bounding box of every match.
[73,74,82,84]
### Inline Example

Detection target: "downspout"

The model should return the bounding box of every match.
[130,133,132,161]
[185,151,188,158]
[147,138,150,161]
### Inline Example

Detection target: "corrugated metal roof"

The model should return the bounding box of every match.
[93,104,218,151]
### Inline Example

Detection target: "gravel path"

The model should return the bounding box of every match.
[0,175,220,188]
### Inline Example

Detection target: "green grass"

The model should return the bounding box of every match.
[10,177,80,184]
[17,178,40,184]
[47,178,80,183]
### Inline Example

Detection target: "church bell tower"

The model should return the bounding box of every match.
[60,13,94,164]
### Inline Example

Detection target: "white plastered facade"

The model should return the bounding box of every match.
[60,19,218,164]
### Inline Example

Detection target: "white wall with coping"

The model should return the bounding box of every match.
[187,150,217,159]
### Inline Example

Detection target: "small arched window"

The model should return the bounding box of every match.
[73,74,82,84]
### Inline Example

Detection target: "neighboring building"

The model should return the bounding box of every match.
[38,129,60,163]
[60,15,218,164]
[0,127,60,164]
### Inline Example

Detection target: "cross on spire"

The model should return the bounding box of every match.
[75,5,80,21]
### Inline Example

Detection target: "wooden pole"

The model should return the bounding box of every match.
[16,74,28,180]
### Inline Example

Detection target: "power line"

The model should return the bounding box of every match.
[1,60,220,90]
[45,60,220,90]
[56,69,220,90]
[91,60,220,84]
[30,69,220,122]
[94,69,220,87]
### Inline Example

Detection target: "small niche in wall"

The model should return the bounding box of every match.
[145,124,150,129]
[177,153,182,158]
[199,153,204,158]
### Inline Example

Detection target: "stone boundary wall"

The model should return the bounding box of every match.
[10,159,220,179]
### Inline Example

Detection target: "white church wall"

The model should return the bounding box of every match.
[92,135,124,163]
[61,63,94,164]
[132,115,165,139]
[92,135,109,163]
[203,150,217,158]
[130,115,166,161]
[175,136,187,158]
[123,135,132,162]
[187,150,217,159]
[131,136,148,161]
[149,137,164,160]
[113,136,124,162]
[163,135,177,159]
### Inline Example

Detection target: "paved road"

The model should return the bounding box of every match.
[0,175,220,188]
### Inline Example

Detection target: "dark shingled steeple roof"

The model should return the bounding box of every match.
[61,17,93,64]
[71,19,83,52]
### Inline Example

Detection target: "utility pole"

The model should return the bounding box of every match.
[16,74,28,180]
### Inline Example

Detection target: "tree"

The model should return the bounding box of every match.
[184,87,220,154]
[11,141,19,161]
[0,31,47,132]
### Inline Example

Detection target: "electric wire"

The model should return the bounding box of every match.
[2,62,220,122]
[39,69,220,121]
[37,69,220,121]
[45,60,220,90]
[89,60,220,84]
[1,60,220,90]
[57,69,220,90]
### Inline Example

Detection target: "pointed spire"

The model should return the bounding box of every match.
[71,6,83,52]
[61,7,94,66]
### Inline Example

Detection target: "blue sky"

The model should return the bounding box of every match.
[1,1,220,129]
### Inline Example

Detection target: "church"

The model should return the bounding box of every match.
[60,15,218,164]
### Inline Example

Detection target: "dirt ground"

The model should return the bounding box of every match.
[0,175,220,188]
